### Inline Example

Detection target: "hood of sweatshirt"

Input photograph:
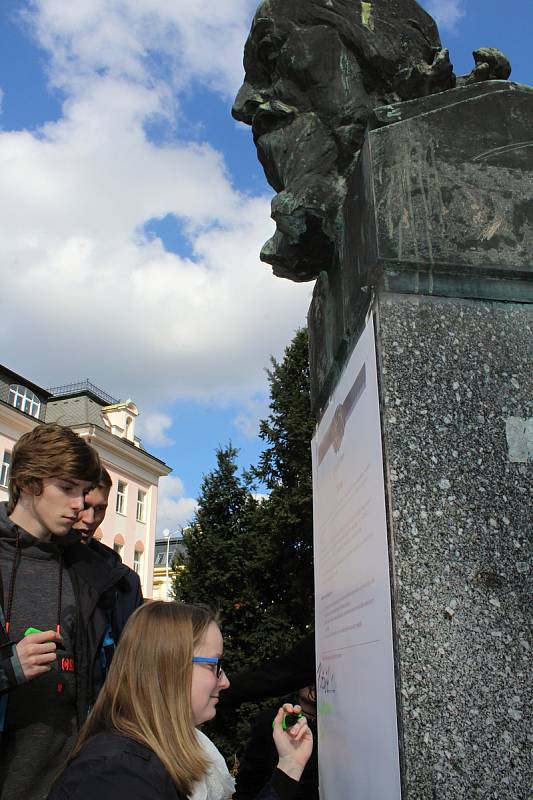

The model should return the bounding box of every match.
[0,502,129,608]
[0,501,85,637]
[0,501,83,554]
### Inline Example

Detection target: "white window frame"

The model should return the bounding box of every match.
[133,549,143,574]
[136,489,146,523]
[8,384,41,418]
[0,451,11,488]
[116,480,127,515]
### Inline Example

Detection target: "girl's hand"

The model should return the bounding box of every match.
[272,703,313,781]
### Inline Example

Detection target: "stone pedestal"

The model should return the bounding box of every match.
[376,293,531,798]
[309,82,532,798]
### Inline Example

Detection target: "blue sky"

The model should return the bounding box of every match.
[0,0,530,533]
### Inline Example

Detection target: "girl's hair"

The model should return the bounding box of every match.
[8,423,101,513]
[68,601,216,795]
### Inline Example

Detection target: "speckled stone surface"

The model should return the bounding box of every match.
[376,293,532,799]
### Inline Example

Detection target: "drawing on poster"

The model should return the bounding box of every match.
[317,364,366,465]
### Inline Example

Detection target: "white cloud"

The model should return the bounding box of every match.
[137,412,174,447]
[156,475,197,534]
[23,0,257,97]
[0,1,311,411]
[423,0,465,32]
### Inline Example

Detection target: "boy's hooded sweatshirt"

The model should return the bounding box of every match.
[0,502,129,800]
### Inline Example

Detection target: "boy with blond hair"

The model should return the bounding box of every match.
[0,425,132,800]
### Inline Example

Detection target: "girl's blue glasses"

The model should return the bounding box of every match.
[192,656,224,678]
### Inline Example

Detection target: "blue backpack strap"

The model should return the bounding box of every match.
[0,695,7,732]
[98,621,116,678]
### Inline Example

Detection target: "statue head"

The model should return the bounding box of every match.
[233,0,454,281]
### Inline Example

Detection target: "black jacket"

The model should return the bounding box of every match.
[61,535,135,723]
[48,731,303,800]
[88,538,143,638]
[213,634,316,752]
[221,634,316,708]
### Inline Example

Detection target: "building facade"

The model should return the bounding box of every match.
[152,535,187,601]
[0,364,170,597]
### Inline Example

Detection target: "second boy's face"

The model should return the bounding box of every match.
[73,486,110,543]
[30,477,93,538]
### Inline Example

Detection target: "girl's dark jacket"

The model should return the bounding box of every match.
[48,732,302,800]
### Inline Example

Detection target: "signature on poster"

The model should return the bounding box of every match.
[317,661,337,694]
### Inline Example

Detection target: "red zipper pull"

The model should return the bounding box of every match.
[56,624,63,693]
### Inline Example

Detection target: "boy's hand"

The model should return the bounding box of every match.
[15,631,62,680]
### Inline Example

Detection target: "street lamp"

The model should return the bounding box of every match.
[163,528,171,600]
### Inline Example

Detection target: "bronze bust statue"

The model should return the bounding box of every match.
[233,0,511,283]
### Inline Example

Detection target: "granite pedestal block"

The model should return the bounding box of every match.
[375,293,531,799]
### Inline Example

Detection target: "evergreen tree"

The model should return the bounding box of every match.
[250,328,315,630]
[174,444,250,614]
[175,446,254,661]
[174,442,302,671]
[173,329,315,760]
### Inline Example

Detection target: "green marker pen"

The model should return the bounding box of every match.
[273,712,304,731]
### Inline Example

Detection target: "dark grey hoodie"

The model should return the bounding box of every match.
[0,503,82,800]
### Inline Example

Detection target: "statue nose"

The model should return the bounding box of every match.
[232,83,269,124]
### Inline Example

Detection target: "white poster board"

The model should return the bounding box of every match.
[312,314,401,800]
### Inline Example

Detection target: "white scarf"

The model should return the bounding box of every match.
[188,729,235,800]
